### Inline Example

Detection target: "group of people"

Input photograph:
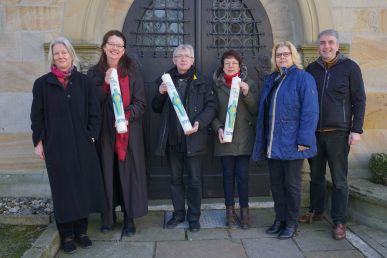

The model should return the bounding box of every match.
[30,28,366,254]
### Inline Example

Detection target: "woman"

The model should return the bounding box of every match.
[30,37,105,253]
[252,41,319,239]
[87,30,148,237]
[211,50,259,229]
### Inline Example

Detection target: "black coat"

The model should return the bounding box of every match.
[152,67,217,157]
[30,69,106,224]
[87,65,148,223]
[306,54,366,133]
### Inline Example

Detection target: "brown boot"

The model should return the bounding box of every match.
[298,211,324,224]
[225,206,237,228]
[240,208,250,229]
[333,223,346,240]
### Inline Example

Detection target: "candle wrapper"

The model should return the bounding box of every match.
[223,76,241,143]
[161,73,193,133]
[109,68,127,134]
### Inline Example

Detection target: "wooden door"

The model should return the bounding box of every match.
[123,0,273,199]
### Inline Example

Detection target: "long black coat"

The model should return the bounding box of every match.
[87,65,148,224]
[30,69,106,224]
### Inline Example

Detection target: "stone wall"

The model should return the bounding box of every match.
[0,0,386,175]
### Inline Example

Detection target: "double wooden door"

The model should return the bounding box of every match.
[123,0,273,199]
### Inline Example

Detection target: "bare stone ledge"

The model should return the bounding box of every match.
[0,214,51,225]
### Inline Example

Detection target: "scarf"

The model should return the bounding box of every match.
[103,71,131,161]
[51,65,74,89]
[223,71,240,88]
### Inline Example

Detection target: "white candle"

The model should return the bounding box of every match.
[223,76,241,143]
[161,73,193,133]
[109,68,127,134]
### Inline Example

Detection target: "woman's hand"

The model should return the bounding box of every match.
[297,145,309,152]
[104,68,114,84]
[159,82,168,94]
[34,141,45,160]
[218,128,225,144]
[239,81,249,96]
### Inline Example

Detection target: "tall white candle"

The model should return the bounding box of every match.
[109,68,127,134]
[223,76,241,143]
[161,73,193,133]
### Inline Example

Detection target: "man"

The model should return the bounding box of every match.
[299,29,366,240]
[152,44,217,232]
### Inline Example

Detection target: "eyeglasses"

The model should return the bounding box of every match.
[276,52,291,58]
[224,62,239,67]
[174,54,193,59]
[106,42,125,49]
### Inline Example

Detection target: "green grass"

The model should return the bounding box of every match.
[0,224,46,258]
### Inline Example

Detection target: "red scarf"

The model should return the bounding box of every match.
[103,72,131,161]
[51,65,73,89]
[223,71,240,88]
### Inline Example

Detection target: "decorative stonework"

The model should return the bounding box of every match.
[43,43,100,74]
[299,43,350,67]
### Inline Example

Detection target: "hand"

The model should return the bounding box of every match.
[114,120,129,128]
[104,68,114,84]
[297,145,309,152]
[239,81,249,96]
[159,83,168,94]
[34,141,45,160]
[185,121,199,136]
[218,128,225,144]
[348,132,361,145]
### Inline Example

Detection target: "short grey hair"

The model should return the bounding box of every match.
[173,44,195,59]
[47,37,79,69]
[318,29,339,43]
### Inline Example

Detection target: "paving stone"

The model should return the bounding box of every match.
[186,228,229,241]
[295,229,355,252]
[243,238,303,258]
[121,227,185,242]
[298,219,333,231]
[165,209,226,229]
[303,250,364,258]
[57,241,154,258]
[352,224,387,244]
[249,207,275,227]
[349,224,387,257]
[155,239,247,258]
[229,227,271,239]
[86,213,123,241]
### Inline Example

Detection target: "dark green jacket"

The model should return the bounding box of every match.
[211,65,260,156]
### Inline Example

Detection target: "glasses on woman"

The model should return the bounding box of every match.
[106,42,125,49]
[174,54,193,59]
[276,52,291,58]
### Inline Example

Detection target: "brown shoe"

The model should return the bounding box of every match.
[333,224,346,240]
[298,211,324,224]
[240,208,250,229]
[225,206,238,228]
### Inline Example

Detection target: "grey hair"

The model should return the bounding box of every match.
[318,29,339,43]
[47,37,79,69]
[173,44,195,59]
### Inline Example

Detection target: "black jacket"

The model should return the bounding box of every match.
[306,54,366,133]
[152,67,217,156]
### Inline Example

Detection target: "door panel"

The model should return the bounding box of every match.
[123,0,273,199]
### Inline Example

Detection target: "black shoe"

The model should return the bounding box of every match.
[75,234,92,248]
[189,221,200,232]
[100,224,113,233]
[266,220,286,235]
[62,237,77,254]
[124,218,136,237]
[278,225,297,239]
[166,217,185,229]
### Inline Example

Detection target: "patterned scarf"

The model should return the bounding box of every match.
[223,71,240,88]
[51,65,74,89]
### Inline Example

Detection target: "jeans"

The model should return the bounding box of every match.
[220,155,250,208]
[167,150,203,222]
[268,159,303,226]
[309,131,350,224]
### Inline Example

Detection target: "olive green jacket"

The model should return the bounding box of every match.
[211,65,260,156]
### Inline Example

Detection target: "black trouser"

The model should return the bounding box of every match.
[268,159,303,226]
[56,218,88,241]
[309,131,350,225]
[167,150,203,222]
[220,155,250,208]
